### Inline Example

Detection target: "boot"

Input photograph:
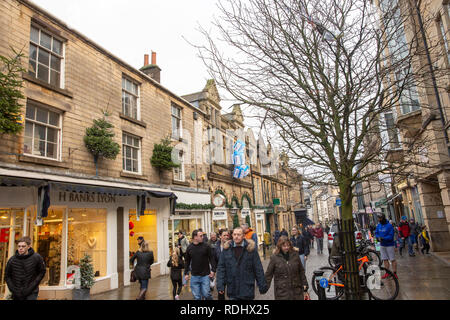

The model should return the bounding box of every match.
[136,289,147,300]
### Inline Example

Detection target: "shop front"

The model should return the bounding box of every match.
[254,210,266,246]
[0,172,175,299]
[212,209,228,232]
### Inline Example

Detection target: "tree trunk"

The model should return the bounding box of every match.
[340,185,362,300]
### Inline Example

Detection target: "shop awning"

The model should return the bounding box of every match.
[294,209,315,226]
[49,181,147,196]
[0,176,46,187]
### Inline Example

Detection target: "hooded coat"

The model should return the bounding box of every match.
[5,247,46,299]
[265,248,308,300]
[216,239,268,300]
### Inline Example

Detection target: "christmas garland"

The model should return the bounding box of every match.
[175,203,215,210]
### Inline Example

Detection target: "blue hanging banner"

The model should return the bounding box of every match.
[231,140,249,179]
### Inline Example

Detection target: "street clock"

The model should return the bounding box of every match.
[213,194,226,207]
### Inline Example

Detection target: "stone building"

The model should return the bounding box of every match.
[0,0,211,298]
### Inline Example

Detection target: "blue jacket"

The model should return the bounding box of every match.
[216,239,268,300]
[375,222,395,247]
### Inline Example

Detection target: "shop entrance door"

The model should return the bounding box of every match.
[0,209,25,298]
[168,217,203,254]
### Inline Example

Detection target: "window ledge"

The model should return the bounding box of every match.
[119,113,147,128]
[396,109,422,124]
[172,179,189,186]
[120,171,148,180]
[22,73,73,99]
[19,154,70,168]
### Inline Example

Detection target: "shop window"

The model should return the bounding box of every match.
[129,210,158,263]
[212,219,227,233]
[33,207,64,286]
[67,209,107,278]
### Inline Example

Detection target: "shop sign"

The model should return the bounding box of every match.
[241,209,250,219]
[213,211,227,220]
[58,191,116,203]
[256,214,264,220]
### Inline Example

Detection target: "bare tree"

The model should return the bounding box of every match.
[196,0,445,299]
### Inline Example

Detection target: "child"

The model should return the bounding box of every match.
[167,247,185,300]
[420,226,430,255]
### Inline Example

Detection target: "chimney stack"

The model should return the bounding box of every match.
[140,51,161,83]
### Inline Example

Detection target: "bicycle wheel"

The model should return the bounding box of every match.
[366,266,399,300]
[365,249,382,267]
[311,267,345,300]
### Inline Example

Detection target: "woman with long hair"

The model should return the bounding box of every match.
[130,240,154,300]
[265,236,309,300]
[167,247,185,300]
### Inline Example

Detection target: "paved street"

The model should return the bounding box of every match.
[91,241,450,300]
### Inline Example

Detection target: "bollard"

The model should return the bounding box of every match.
[313,270,327,300]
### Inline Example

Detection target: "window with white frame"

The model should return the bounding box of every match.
[28,25,63,88]
[122,133,141,173]
[24,102,61,159]
[122,77,139,119]
[438,15,450,64]
[173,148,184,181]
[171,103,182,139]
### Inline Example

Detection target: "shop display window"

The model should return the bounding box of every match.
[212,220,227,233]
[67,209,107,278]
[129,209,157,263]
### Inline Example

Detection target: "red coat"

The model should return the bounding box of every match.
[313,228,324,239]
[398,222,410,238]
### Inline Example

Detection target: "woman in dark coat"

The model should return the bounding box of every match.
[130,241,154,300]
[265,236,309,300]
[167,247,185,300]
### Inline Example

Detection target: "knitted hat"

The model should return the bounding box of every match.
[401,216,407,221]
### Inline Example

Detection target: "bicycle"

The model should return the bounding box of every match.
[313,254,399,300]
[328,239,381,269]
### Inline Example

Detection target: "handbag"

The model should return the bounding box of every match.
[130,270,137,282]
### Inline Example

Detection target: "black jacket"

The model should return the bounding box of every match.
[216,239,268,300]
[5,248,46,299]
[290,235,310,256]
[130,251,154,280]
[184,242,216,276]
[167,256,185,281]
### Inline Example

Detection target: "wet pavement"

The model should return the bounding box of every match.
[91,242,450,300]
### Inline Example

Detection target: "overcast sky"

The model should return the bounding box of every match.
[30,0,240,112]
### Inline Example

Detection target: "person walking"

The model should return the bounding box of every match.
[184,229,216,300]
[5,236,46,300]
[419,225,431,255]
[216,227,268,300]
[273,230,281,247]
[265,236,309,300]
[374,213,398,279]
[214,229,230,300]
[198,228,208,243]
[167,247,185,300]
[137,236,145,247]
[177,231,189,259]
[313,224,324,254]
[290,226,310,270]
[409,218,419,255]
[241,223,258,246]
[207,232,219,250]
[130,240,154,300]
[398,216,411,256]
[306,225,315,249]
[280,228,289,237]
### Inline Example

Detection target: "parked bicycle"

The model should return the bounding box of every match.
[328,239,381,268]
[313,253,399,300]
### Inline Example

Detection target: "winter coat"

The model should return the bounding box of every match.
[178,236,189,254]
[274,231,281,245]
[290,235,310,256]
[265,248,308,300]
[207,239,219,250]
[280,230,289,237]
[167,256,185,281]
[398,222,410,238]
[409,223,420,236]
[216,239,268,300]
[313,227,324,239]
[244,228,258,246]
[375,221,395,247]
[130,251,154,280]
[5,248,46,299]
[420,230,430,245]
[214,240,225,265]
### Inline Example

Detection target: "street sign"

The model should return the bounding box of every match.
[273,198,280,205]
[336,198,341,207]
[319,278,329,288]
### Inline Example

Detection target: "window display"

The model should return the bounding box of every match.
[68,209,107,278]
[129,209,157,263]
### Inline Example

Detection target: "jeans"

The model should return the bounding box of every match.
[316,238,323,253]
[408,235,417,255]
[190,275,213,300]
[139,279,149,290]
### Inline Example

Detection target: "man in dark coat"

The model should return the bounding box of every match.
[5,236,46,300]
[216,227,268,300]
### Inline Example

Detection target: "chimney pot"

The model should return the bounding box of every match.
[152,51,157,65]
[144,54,149,66]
